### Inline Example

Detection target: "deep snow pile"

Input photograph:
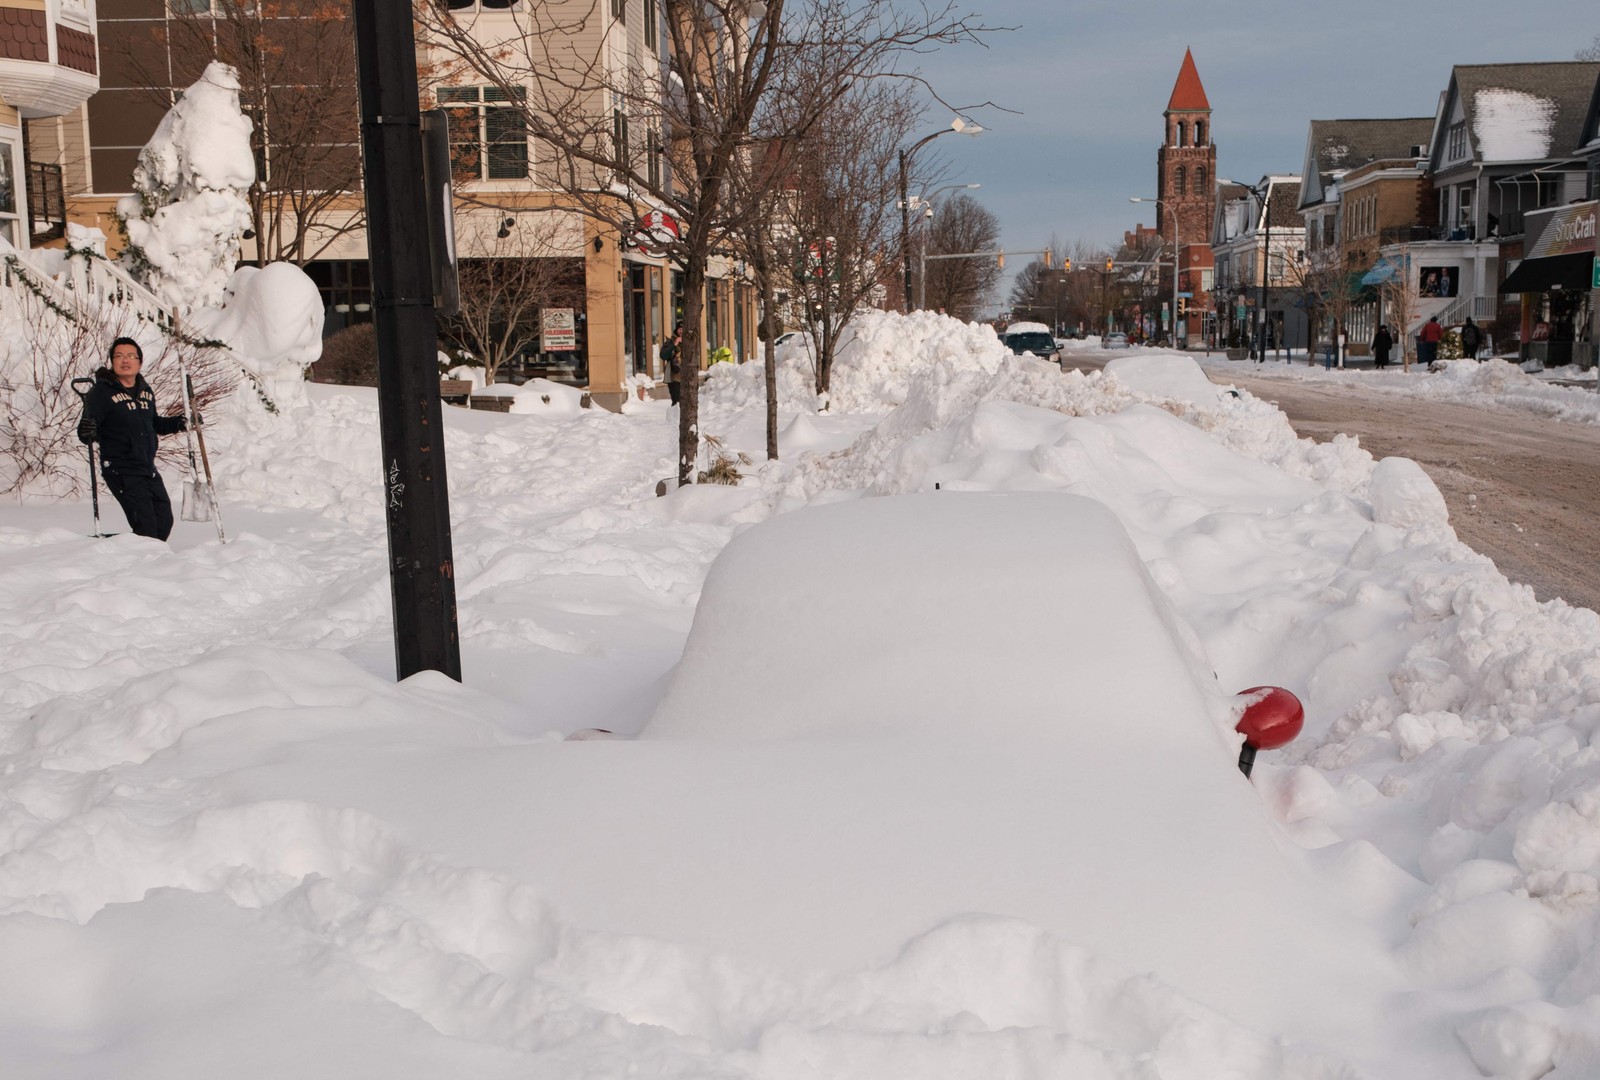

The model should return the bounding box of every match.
[3,313,1600,1078]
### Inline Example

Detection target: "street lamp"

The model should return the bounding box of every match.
[1221,176,1272,362]
[917,182,980,310]
[1129,196,1181,349]
[899,117,983,313]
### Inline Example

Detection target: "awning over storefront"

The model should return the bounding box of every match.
[1502,200,1597,294]
[1500,252,1595,294]
[1360,258,1399,286]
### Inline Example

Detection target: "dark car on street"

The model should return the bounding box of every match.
[1003,322,1060,363]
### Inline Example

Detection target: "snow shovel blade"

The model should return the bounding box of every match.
[181,478,213,522]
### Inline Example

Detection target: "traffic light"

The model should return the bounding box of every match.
[1043,251,1052,269]
[1104,258,1114,272]
[1177,297,1187,316]
[997,251,1005,269]
[1063,258,1072,272]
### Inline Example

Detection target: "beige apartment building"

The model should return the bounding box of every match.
[59,0,757,409]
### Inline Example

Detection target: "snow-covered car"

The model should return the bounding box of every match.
[1103,332,1131,349]
[640,492,1383,1036]
[1002,321,1059,362]
[774,331,800,348]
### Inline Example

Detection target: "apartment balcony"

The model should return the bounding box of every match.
[0,2,99,118]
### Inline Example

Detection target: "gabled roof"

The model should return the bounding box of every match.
[1265,178,1302,229]
[1441,61,1600,166]
[1580,65,1600,154]
[1298,117,1433,208]
[1166,48,1210,112]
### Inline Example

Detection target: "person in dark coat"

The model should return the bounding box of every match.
[1460,317,1483,361]
[1371,324,1394,369]
[660,322,684,407]
[76,337,190,540]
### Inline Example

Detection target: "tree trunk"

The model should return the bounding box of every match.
[761,274,778,460]
[678,259,707,485]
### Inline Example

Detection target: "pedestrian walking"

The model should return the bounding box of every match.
[75,337,191,541]
[1461,317,1483,361]
[660,322,684,407]
[1419,316,1444,364]
[1371,324,1394,369]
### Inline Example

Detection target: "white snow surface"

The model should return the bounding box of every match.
[1472,88,1556,162]
[5,312,1600,1078]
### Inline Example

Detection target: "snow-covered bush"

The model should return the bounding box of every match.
[116,61,254,314]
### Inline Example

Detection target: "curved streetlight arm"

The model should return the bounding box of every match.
[900,119,983,312]
[1218,177,1274,359]
[1129,195,1182,347]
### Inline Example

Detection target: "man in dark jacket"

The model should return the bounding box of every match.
[1461,317,1483,361]
[76,337,190,540]
[660,322,684,406]
[1371,324,1394,369]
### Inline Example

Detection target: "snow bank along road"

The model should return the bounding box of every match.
[1069,351,1600,615]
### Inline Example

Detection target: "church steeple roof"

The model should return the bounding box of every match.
[1166,48,1210,112]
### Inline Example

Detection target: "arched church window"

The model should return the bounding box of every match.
[1174,165,1186,196]
[1195,120,1206,146]
[1196,166,1207,192]
[1176,120,1186,147]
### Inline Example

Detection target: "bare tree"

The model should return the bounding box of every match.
[113,1,364,265]
[419,0,993,483]
[769,82,917,404]
[1577,33,1600,60]
[1378,258,1421,371]
[439,217,585,386]
[922,193,1001,320]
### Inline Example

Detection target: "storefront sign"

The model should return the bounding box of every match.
[1524,201,1598,259]
[630,210,680,256]
[541,308,576,351]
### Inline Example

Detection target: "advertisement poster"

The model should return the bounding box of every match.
[1418,266,1458,298]
[541,308,576,351]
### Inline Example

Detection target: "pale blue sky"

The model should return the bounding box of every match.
[908,1,1598,307]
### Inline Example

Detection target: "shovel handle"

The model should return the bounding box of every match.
[71,377,94,399]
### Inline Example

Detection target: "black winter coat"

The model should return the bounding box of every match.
[79,367,186,474]
[1371,329,1394,360]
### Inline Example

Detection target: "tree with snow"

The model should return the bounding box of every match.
[117,62,255,316]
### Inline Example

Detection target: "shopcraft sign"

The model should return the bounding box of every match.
[1525,201,1597,260]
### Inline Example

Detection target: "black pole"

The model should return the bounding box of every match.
[1257,186,1270,364]
[351,0,462,682]
[898,148,912,314]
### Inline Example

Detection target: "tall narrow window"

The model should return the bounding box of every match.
[644,0,657,49]
[611,0,626,22]
[1175,120,1186,147]
[1195,120,1206,146]
[646,128,662,188]
[1174,165,1186,197]
[1195,166,1206,194]
[613,109,630,174]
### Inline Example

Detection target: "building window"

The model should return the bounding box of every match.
[1175,120,1186,148]
[439,86,529,181]
[1446,121,1467,161]
[613,109,630,173]
[646,128,662,188]
[444,0,520,9]
[1456,184,1473,229]
[611,0,625,22]
[644,0,657,49]
[1174,165,1186,196]
[1195,166,1206,193]
[0,140,16,247]
[1194,120,1205,146]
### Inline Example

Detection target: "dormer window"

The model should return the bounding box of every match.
[1446,121,1468,161]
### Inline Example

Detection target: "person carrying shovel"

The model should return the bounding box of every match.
[74,337,193,541]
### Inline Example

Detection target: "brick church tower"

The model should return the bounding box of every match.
[1157,48,1216,250]
[1156,48,1216,338]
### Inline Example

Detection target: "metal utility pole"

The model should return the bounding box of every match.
[352,0,462,681]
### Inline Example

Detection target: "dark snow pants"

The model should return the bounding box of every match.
[103,467,174,541]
